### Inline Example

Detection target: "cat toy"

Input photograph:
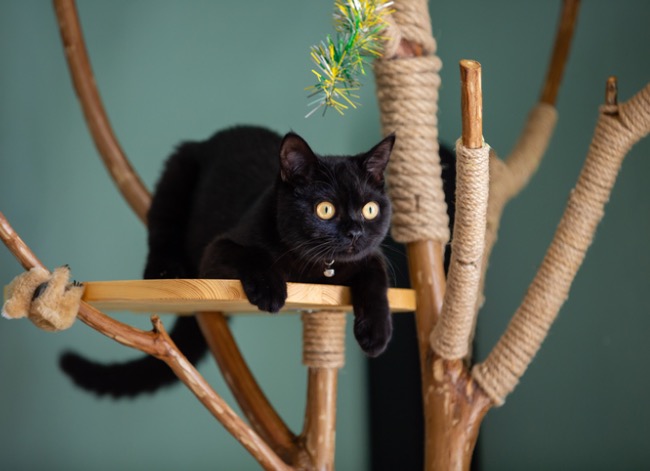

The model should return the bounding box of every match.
[306,0,393,117]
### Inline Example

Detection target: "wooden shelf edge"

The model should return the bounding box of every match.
[79,279,416,315]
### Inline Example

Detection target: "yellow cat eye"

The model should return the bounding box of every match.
[315,201,336,220]
[362,201,380,220]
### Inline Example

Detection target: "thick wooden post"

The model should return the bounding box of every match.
[300,310,347,470]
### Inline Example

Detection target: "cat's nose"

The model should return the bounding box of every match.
[347,229,363,241]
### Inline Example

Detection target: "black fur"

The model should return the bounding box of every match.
[61,125,395,397]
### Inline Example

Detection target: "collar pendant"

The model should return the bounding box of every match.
[323,260,335,278]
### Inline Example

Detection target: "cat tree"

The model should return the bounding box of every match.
[2,0,649,470]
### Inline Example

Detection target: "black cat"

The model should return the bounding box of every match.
[61,125,396,397]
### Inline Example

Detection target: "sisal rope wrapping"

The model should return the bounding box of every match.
[375,1,449,244]
[301,311,347,369]
[473,83,650,405]
[430,141,489,359]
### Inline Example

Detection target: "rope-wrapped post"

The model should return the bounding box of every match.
[376,9,448,245]
[300,310,347,471]
[431,61,489,360]
[473,80,650,405]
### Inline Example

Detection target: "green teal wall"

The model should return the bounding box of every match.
[1,1,648,470]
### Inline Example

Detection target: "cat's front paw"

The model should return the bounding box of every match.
[240,271,287,313]
[353,306,393,357]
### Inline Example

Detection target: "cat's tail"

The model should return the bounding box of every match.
[60,144,208,398]
[59,317,205,398]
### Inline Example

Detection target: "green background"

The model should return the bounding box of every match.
[1,1,649,470]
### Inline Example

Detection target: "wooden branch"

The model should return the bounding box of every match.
[459,60,483,149]
[53,0,151,223]
[473,81,650,405]
[540,0,581,105]
[0,215,44,271]
[428,358,491,469]
[0,211,291,471]
[406,240,446,366]
[196,312,303,466]
[145,316,293,471]
[301,368,339,470]
[605,76,618,107]
[298,310,347,470]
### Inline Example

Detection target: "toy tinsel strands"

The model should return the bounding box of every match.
[306,0,394,117]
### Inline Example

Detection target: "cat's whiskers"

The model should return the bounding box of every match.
[295,240,337,278]
[275,237,332,279]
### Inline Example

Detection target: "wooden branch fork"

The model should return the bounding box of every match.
[3,0,650,469]
[374,0,644,468]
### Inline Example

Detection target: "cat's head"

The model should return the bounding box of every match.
[276,132,395,265]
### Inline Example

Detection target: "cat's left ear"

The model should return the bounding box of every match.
[362,133,395,184]
[279,132,318,184]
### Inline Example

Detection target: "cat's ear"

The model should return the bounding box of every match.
[279,132,318,184]
[362,133,395,184]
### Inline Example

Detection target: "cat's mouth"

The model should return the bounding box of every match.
[334,242,370,261]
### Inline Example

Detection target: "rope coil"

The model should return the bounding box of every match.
[374,0,449,245]
[375,53,449,244]
[472,83,650,405]
[301,311,347,369]
[430,141,490,359]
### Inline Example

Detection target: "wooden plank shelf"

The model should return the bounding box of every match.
[81,279,416,315]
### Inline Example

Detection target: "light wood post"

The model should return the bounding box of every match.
[300,310,347,470]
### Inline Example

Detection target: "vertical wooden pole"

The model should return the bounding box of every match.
[300,310,347,471]
[303,368,339,471]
